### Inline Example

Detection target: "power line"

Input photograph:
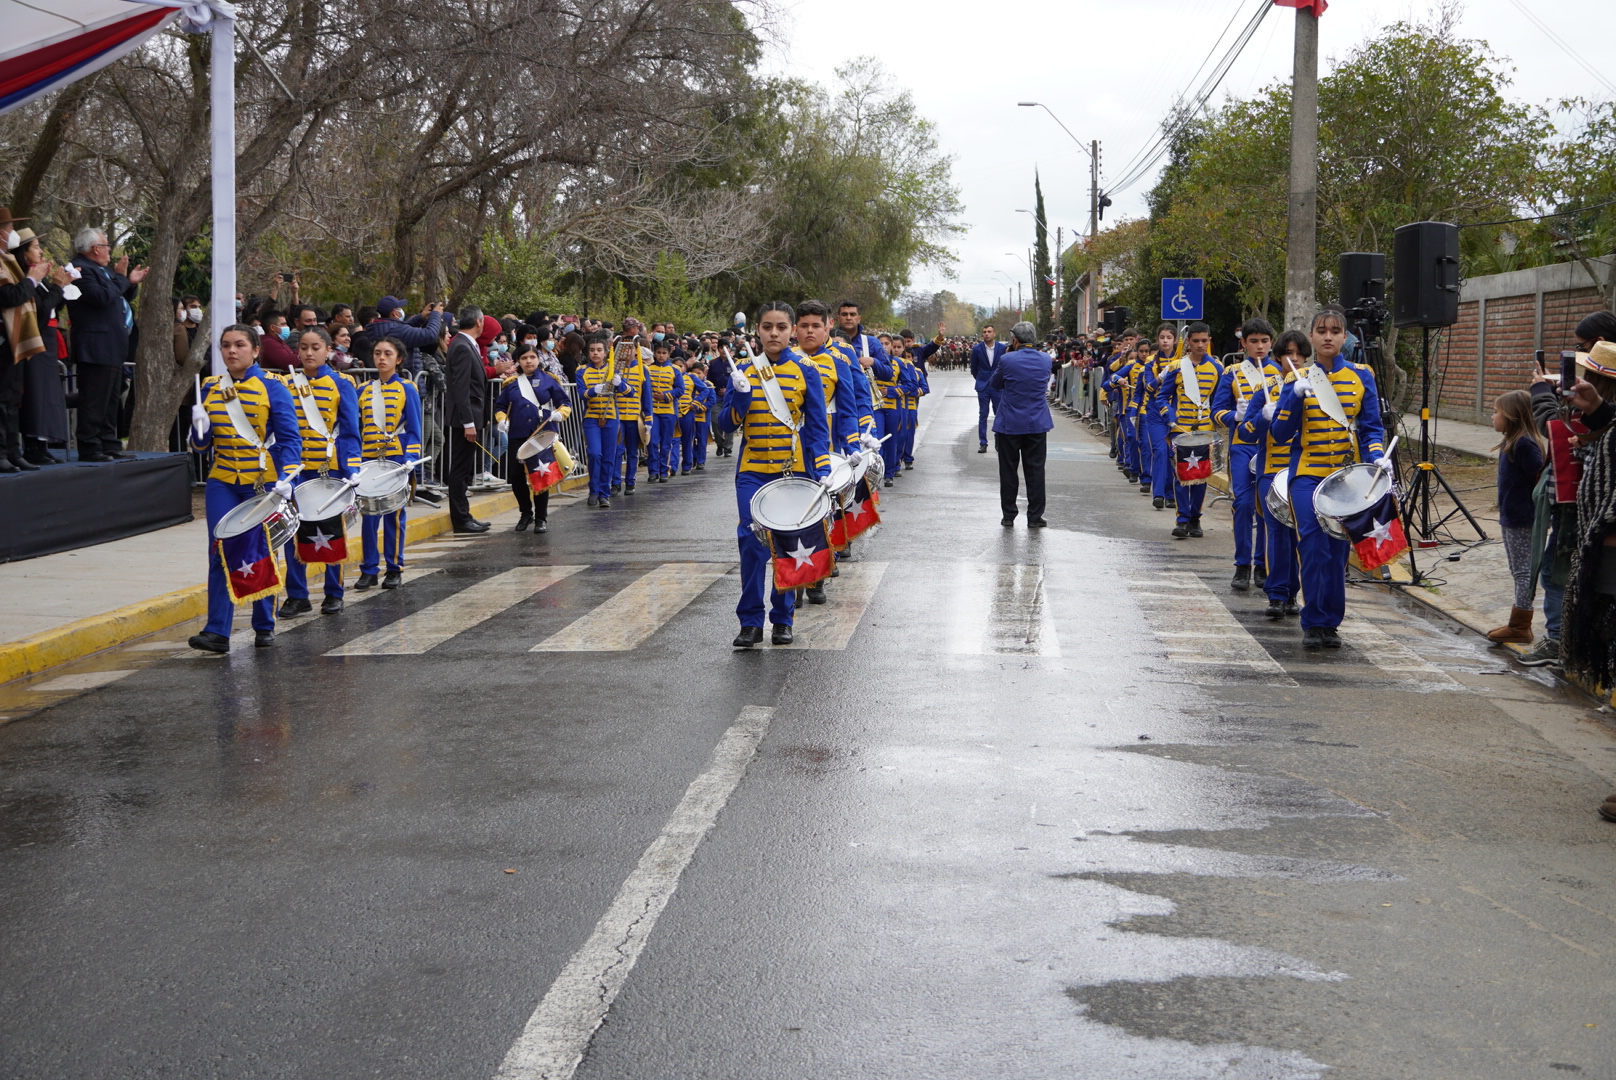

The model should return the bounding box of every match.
[1503,0,1616,99]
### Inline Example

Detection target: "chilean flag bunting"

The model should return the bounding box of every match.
[1340,491,1408,570]
[527,446,564,495]
[1174,439,1213,485]
[840,478,881,541]
[769,521,835,589]
[218,524,283,603]
[294,515,350,566]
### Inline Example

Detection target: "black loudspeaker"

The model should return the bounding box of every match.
[1339,252,1385,308]
[1393,221,1460,328]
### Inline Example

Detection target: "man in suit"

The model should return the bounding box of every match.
[989,322,1053,528]
[969,324,1006,453]
[443,306,489,533]
[65,227,145,461]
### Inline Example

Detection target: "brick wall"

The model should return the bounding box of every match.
[1429,260,1611,425]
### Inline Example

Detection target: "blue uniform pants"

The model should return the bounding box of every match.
[1125,416,1145,480]
[360,508,406,575]
[616,419,644,490]
[877,408,902,474]
[1175,479,1206,524]
[648,414,676,478]
[1144,418,1172,499]
[1257,473,1300,603]
[678,414,696,471]
[693,420,709,465]
[204,478,276,638]
[901,406,919,464]
[976,387,999,446]
[585,419,620,499]
[1291,473,1348,629]
[735,470,795,628]
[1228,443,1259,565]
[284,546,344,600]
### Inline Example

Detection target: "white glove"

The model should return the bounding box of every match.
[859,432,882,452]
[190,404,210,439]
[588,383,605,397]
[1234,396,1249,422]
[1291,373,1312,396]
[730,367,752,394]
[1376,455,1395,475]
[273,479,294,500]
[497,419,509,435]
[1261,399,1277,423]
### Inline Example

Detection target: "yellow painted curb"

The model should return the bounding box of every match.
[0,483,570,687]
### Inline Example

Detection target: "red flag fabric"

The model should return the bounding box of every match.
[842,479,881,540]
[1174,439,1214,485]
[770,521,835,589]
[527,448,564,495]
[1273,0,1326,15]
[294,515,349,565]
[218,524,283,603]
[1340,491,1407,570]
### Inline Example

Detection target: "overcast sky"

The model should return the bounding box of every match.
[760,0,1616,312]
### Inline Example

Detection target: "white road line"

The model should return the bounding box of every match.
[532,563,729,652]
[327,566,584,656]
[1124,572,1297,684]
[949,562,1060,656]
[30,670,136,692]
[196,568,448,654]
[1338,614,1456,681]
[763,561,888,649]
[494,705,775,1080]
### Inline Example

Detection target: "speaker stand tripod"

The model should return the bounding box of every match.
[1399,326,1488,586]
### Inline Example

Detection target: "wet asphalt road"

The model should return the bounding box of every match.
[3,371,1615,1080]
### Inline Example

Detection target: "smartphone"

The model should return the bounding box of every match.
[1534,349,1546,377]
[1562,350,1579,393]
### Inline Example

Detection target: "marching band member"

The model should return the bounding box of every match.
[1267,309,1389,648]
[687,361,715,471]
[355,337,423,589]
[789,302,862,606]
[278,327,361,617]
[1211,318,1275,591]
[1124,337,1153,493]
[837,300,897,478]
[901,330,937,469]
[612,336,648,495]
[1157,321,1223,539]
[645,341,685,482]
[579,337,630,507]
[1238,329,1308,619]
[676,354,697,475]
[718,300,830,648]
[494,345,572,533]
[186,324,303,653]
[1136,324,1179,509]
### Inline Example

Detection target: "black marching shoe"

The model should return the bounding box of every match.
[0,458,21,473]
[599,498,611,508]
[1252,566,1267,589]
[1320,627,1342,649]
[534,520,548,533]
[587,495,599,507]
[1002,517,1016,527]
[1028,518,1048,528]
[695,464,705,471]
[277,597,313,618]
[681,469,690,476]
[1139,483,1150,494]
[24,447,59,465]
[1153,496,1166,509]
[354,573,378,590]
[254,630,275,648]
[904,462,914,470]
[8,454,39,471]
[1282,601,1301,617]
[805,583,827,605]
[978,444,988,453]
[188,631,229,653]
[611,483,622,495]
[382,570,402,589]
[883,478,893,487]
[454,519,490,533]
[515,512,533,532]
[78,452,114,463]
[320,596,345,615]
[1188,518,1204,538]
[1125,472,1138,484]
[1265,601,1285,620]
[732,626,764,649]
[771,623,794,646]
[1171,522,1190,539]
[1303,626,1327,650]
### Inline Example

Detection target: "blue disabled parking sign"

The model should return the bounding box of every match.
[1160,277,1204,321]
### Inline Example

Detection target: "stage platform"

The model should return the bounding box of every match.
[0,452,193,563]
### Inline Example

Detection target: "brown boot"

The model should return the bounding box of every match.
[1487,606,1534,644]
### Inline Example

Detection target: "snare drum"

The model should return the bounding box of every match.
[749,476,832,543]
[215,491,300,549]
[1312,463,1392,540]
[517,429,556,461]
[355,459,412,516]
[824,453,857,503]
[293,475,360,534]
[1173,431,1216,486]
[1264,468,1295,529]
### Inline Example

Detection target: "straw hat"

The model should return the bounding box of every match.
[1577,341,1616,377]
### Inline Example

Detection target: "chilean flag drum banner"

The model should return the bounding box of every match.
[840,478,881,542]
[1340,491,1408,571]
[1174,435,1214,485]
[769,520,836,589]
[218,524,284,603]
[527,446,564,495]
[294,514,351,566]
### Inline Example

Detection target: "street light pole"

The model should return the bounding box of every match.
[1019,102,1102,333]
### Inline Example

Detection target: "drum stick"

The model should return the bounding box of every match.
[195,372,203,406]
[1383,436,1399,461]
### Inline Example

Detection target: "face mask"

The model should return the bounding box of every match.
[523,339,537,347]
[544,340,555,351]
[653,332,665,342]
[278,325,291,340]
[235,299,244,311]
[186,307,203,323]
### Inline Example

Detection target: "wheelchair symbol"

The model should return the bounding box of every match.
[1170,284,1194,315]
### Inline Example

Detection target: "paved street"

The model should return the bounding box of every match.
[3,372,1615,1080]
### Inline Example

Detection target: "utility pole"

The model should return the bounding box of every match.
[1055,225,1063,326]
[1283,5,1319,330]
[1089,139,1101,334]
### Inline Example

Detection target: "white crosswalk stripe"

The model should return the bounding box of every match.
[1124,571,1298,685]
[1338,613,1458,683]
[532,563,730,652]
[328,566,584,656]
[949,562,1060,657]
[764,562,888,649]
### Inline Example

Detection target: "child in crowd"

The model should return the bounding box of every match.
[1487,389,1547,645]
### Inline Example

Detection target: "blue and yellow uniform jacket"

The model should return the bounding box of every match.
[278,364,361,478]
[646,361,685,417]
[579,363,630,421]
[715,355,830,478]
[192,363,303,485]
[1159,355,1224,433]
[790,345,861,451]
[829,341,878,434]
[1267,355,1387,478]
[615,355,648,424]
[493,371,570,444]
[1235,362,1295,476]
[1210,356,1273,447]
[1135,355,1175,425]
[356,373,422,462]
[689,375,716,423]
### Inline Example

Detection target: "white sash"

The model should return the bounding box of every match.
[753,360,795,432]
[216,369,269,471]
[1308,362,1351,428]
[1239,359,1265,403]
[516,373,540,409]
[289,370,333,462]
[367,378,403,440]
[1179,355,1204,408]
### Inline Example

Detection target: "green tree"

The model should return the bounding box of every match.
[1033,173,1053,331]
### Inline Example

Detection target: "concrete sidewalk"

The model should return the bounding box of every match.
[0,482,580,684]
[1399,413,1498,460]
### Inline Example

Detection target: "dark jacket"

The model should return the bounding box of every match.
[64,256,136,367]
[1498,436,1546,529]
[444,332,486,428]
[970,340,1006,391]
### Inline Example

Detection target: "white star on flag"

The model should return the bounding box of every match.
[309,529,335,552]
[787,539,818,569]
[235,559,257,576]
[1184,451,1202,468]
[1366,517,1396,544]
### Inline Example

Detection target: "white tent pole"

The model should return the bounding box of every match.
[209,16,235,376]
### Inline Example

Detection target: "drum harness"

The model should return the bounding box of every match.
[289,369,335,470]
[212,368,275,477]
